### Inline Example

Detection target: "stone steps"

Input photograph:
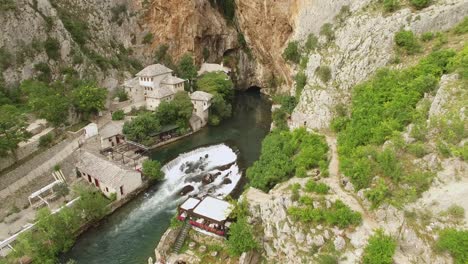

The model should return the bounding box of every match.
[173,221,191,253]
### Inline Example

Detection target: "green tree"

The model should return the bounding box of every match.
[75,187,110,222]
[21,80,71,126]
[122,112,161,144]
[209,93,232,125]
[362,229,396,264]
[226,218,258,256]
[197,72,234,101]
[142,160,165,180]
[177,54,197,81]
[155,92,193,127]
[72,84,108,116]
[0,105,30,157]
[112,110,125,120]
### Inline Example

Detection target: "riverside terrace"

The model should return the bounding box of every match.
[177,196,234,236]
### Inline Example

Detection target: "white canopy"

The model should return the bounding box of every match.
[180,197,201,211]
[193,196,233,222]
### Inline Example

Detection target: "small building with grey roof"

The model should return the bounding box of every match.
[76,151,143,200]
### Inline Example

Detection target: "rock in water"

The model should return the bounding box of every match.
[180,185,194,196]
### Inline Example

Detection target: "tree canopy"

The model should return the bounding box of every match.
[177,54,197,81]
[197,72,234,125]
[122,112,161,145]
[142,160,165,181]
[72,84,108,115]
[0,104,30,157]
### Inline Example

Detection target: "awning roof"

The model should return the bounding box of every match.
[149,124,179,137]
[192,196,233,222]
[180,197,201,211]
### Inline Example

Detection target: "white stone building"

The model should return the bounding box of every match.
[99,120,125,150]
[124,64,186,111]
[76,151,143,200]
[189,91,213,126]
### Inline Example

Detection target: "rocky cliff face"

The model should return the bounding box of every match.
[0,0,150,89]
[290,0,468,130]
[145,0,237,64]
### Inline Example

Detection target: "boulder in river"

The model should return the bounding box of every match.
[180,185,194,196]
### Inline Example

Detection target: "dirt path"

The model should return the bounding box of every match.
[322,136,378,229]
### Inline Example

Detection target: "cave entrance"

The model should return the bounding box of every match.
[246,86,261,92]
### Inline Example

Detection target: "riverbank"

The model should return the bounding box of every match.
[62,90,272,264]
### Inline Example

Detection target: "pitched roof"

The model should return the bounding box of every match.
[149,86,176,99]
[136,64,173,77]
[99,121,124,139]
[123,77,139,88]
[76,151,138,189]
[192,196,233,222]
[161,75,185,85]
[190,91,213,101]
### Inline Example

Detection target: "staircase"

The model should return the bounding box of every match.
[173,221,191,253]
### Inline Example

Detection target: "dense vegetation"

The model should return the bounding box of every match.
[436,228,468,264]
[123,92,193,145]
[0,105,30,157]
[336,48,463,208]
[362,229,396,264]
[247,128,329,191]
[283,41,301,64]
[197,72,234,125]
[395,30,422,55]
[226,199,258,256]
[288,198,362,228]
[4,187,110,264]
[142,160,164,181]
[209,0,236,23]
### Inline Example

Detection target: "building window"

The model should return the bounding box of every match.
[95,178,100,187]
[87,175,92,182]
[105,187,109,192]
[120,186,124,195]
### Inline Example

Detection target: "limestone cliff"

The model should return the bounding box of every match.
[0,0,150,89]
[290,0,468,130]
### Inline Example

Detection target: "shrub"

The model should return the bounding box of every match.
[421,32,435,42]
[376,148,402,181]
[320,23,335,43]
[290,183,301,201]
[247,129,329,192]
[362,229,396,264]
[283,41,301,64]
[227,218,258,256]
[0,0,16,11]
[0,47,12,70]
[444,205,465,219]
[112,110,125,120]
[407,142,428,158]
[44,38,61,60]
[365,179,389,209]
[305,33,318,52]
[383,0,399,12]
[34,62,52,83]
[272,108,288,130]
[315,65,332,83]
[52,183,69,198]
[436,228,468,264]
[288,199,362,228]
[317,254,338,264]
[115,88,128,102]
[304,179,330,194]
[395,30,421,55]
[453,17,468,35]
[142,160,164,181]
[142,32,153,44]
[39,133,54,148]
[294,71,307,97]
[410,0,431,9]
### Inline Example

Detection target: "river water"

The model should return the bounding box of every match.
[63,90,272,264]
